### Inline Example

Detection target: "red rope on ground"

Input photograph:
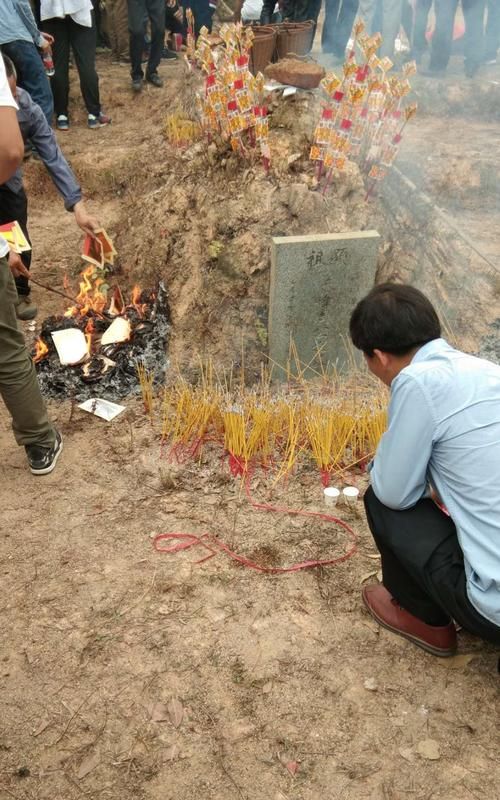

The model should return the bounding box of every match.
[152,473,358,574]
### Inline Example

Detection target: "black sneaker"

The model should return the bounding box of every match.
[162,48,178,61]
[132,78,143,92]
[26,431,63,475]
[146,73,163,87]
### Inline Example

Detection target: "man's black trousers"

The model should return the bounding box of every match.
[128,0,165,80]
[364,486,500,644]
[0,184,31,297]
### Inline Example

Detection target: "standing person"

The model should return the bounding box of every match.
[1,55,102,320]
[40,0,112,129]
[321,0,359,62]
[357,0,403,57]
[424,0,486,78]
[484,0,500,62]
[0,55,62,475]
[349,283,500,656]
[0,0,54,124]
[106,0,130,62]
[128,0,165,91]
[412,0,433,63]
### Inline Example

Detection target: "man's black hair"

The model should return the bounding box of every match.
[2,54,16,80]
[349,283,441,357]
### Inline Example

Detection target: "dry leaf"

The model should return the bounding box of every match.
[439,653,475,670]
[398,747,414,762]
[376,569,383,582]
[366,553,381,560]
[32,717,51,737]
[416,739,440,760]
[363,677,378,691]
[285,760,299,776]
[168,697,184,728]
[164,744,178,761]
[77,752,100,779]
[150,702,169,722]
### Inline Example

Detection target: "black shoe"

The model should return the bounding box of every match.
[132,78,143,92]
[146,73,163,87]
[162,48,178,61]
[464,61,480,78]
[26,431,63,476]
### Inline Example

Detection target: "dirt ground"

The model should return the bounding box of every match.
[1,55,500,800]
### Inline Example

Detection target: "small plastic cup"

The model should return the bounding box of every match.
[324,487,340,507]
[343,486,360,505]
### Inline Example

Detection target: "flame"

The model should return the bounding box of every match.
[33,337,49,363]
[84,317,95,354]
[64,266,108,319]
[130,285,147,317]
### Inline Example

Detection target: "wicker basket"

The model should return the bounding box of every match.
[276,21,315,59]
[249,26,277,75]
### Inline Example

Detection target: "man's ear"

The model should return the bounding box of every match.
[373,348,390,369]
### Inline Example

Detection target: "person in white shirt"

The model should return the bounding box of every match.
[0,55,62,475]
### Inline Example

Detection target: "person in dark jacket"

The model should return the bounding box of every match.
[0,55,101,320]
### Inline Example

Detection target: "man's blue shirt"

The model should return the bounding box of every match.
[371,338,500,626]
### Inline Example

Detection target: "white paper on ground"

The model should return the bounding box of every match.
[51,328,89,365]
[78,398,126,421]
[100,316,131,345]
[282,87,297,97]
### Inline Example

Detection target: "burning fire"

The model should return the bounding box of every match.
[64,265,108,319]
[33,267,149,365]
[33,337,49,363]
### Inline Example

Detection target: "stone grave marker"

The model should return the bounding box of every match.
[269,231,380,379]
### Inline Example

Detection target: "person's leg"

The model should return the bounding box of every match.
[0,257,56,449]
[68,15,101,116]
[322,0,342,51]
[364,486,454,625]
[401,0,413,41]
[357,0,377,36]
[484,0,500,60]
[332,0,359,57]
[128,0,147,80]
[412,0,433,59]
[145,0,166,76]
[364,486,500,644]
[429,0,458,70]
[116,0,131,58]
[379,0,403,57]
[107,0,120,58]
[43,18,71,117]
[462,0,486,74]
[372,0,383,32]
[1,40,53,124]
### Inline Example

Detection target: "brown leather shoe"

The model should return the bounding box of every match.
[362,584,457,657]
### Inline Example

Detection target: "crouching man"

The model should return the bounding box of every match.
[349,283,500,656]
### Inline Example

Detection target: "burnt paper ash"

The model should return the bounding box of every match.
[35,284,170,401]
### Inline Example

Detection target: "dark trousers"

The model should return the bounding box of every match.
[322,0,359,57]
[1,40,53,125]
[430,0,486,70]
[484,0,500,59]
[43,14,101,117]
[364,486,500,643]
[128,0,165,79]
[413,0,433,56]
[0,185,31,297]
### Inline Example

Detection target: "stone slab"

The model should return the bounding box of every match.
[269,231,380,378]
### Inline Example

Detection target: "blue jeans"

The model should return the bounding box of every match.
[1,40,53,124]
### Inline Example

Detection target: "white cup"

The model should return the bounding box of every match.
[324,487,340,507]
[343,486,360,505]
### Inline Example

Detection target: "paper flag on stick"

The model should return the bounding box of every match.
[81,228,117,268]
[0,221,31,253]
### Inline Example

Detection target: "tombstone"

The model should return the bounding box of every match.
[269,231,380,379]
